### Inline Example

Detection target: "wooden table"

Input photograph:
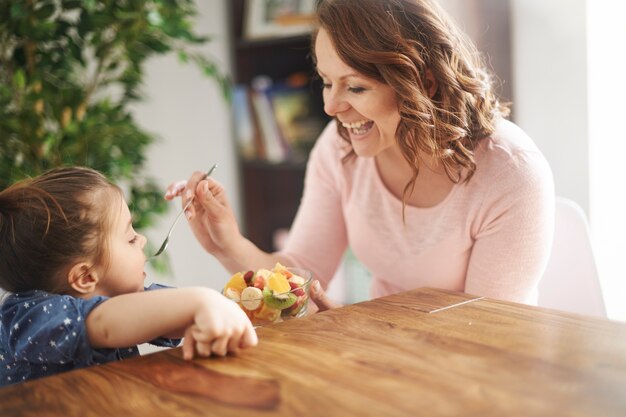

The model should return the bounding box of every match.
[1,287,626,417]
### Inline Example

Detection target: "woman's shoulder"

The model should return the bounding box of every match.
[467,118,554,204]
[475,118,553,180]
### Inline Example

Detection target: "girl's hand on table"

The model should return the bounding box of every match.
[181,292,258,360]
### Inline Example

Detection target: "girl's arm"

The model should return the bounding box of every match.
[85,287,257,358]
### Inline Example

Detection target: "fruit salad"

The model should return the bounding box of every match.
[222,263,312,325]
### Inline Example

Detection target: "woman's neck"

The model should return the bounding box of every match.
[375,144,454,208]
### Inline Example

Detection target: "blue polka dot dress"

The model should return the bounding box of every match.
[0,284,180,386]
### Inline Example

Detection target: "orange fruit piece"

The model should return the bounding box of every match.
[268,272,291,294]
[225,272,247,293]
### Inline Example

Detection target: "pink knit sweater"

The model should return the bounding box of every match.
[281,119,555,304]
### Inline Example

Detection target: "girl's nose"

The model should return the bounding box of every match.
[323,88,349,116]
[139,234,147,249]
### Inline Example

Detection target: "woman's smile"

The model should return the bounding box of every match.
[342,119,375,138]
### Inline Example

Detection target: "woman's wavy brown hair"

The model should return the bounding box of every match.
[313,0,509,203]
[0,167,121,294]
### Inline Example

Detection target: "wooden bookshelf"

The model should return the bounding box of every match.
[229,0,328,252]
[240,160,307,252]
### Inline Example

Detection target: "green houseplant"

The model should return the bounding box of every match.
[0,0,229,269]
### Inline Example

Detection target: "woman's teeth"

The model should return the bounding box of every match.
[342,120,374,135]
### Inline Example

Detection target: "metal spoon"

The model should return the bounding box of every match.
[150,164,217,259]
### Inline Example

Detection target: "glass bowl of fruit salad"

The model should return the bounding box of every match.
[222,263,312,326]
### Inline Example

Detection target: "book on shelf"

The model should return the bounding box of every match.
[250,86,289,163]
[266,84,326,160]
[232,76,327,163]
[232,85,261,160]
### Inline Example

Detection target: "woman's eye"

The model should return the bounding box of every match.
[129,235,138,244]
[348,86,366,94]
[322,83,331,89]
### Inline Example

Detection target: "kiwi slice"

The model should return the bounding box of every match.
[262,287,297,310]
[282,299,306,317]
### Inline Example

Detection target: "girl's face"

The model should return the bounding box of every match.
[95,193,147,297]
[315,28,401,158]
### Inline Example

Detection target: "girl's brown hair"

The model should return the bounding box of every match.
[313,0,510,202]
[0,167,121,294]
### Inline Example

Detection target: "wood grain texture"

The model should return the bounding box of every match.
[1,287,625,417]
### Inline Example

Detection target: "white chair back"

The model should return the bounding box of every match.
[538,197,606,318]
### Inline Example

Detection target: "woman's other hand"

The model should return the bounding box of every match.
[309,280,343,312]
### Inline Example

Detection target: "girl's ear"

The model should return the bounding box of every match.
[67,263,99,294]
[424,69,438,98]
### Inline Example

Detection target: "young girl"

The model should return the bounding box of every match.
[0,167,257,386]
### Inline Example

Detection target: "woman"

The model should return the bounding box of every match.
[169,0,554,309]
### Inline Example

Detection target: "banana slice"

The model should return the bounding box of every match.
[240,286,263,310]
[224,287,241,302]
